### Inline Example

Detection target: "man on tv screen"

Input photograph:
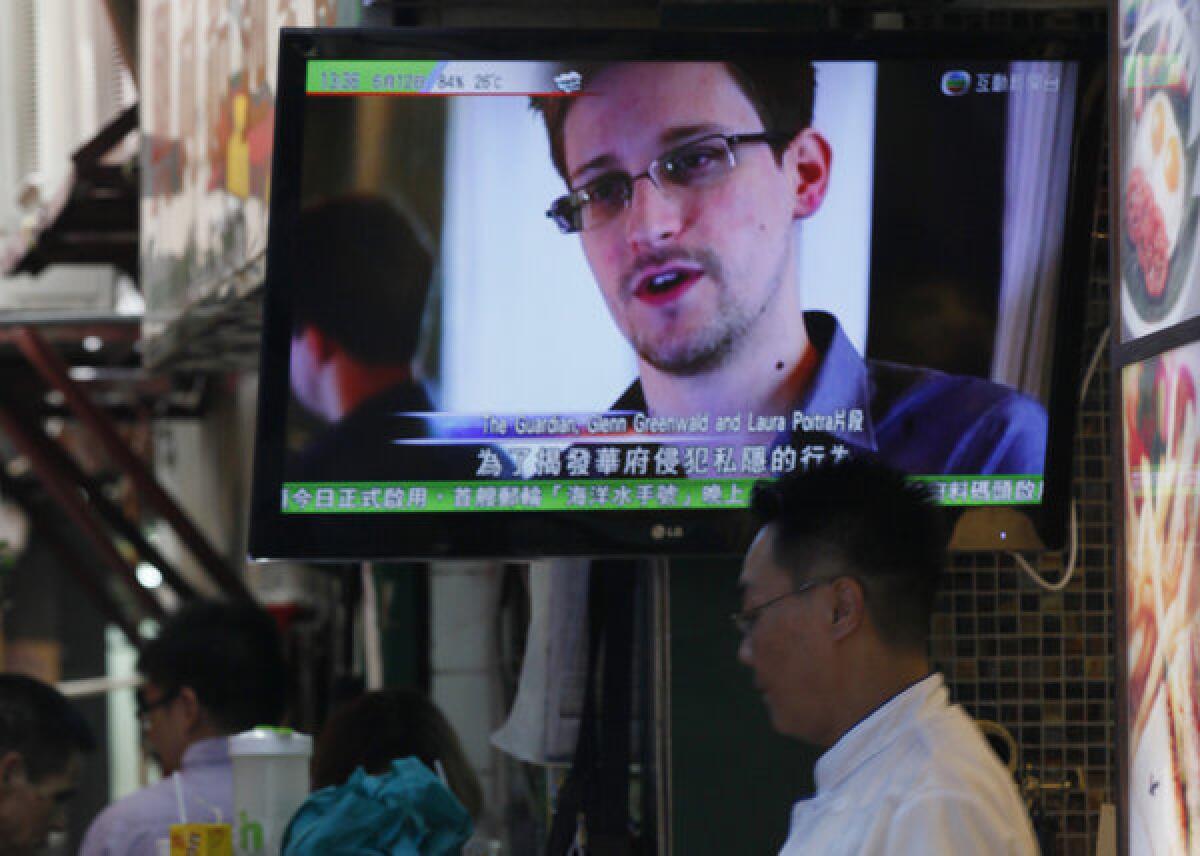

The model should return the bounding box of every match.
[533,61,1047,476]
[287,193,437,480]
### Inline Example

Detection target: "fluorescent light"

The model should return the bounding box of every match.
[135,563,163,590]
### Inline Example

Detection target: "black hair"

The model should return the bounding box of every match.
[310,689,483,818]
[289,193,434,365]
[751,458,947,651]
[138,600,288,734]
[0,674,94,780]
[531,60,817,184]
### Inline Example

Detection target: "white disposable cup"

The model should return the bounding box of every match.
[229,727,312,855]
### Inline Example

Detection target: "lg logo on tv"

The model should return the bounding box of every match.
[651,524,684,540]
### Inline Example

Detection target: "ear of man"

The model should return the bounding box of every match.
[828,576,865,642]
[0,752,26,789]
[786,128,832,220]
[176,687,213,737]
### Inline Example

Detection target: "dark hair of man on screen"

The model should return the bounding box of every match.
[290,193,434,366]
[531,59,817,182]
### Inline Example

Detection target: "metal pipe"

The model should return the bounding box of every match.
[32,433,200,601]
[14,327,252,600]
[0,468,148,649]
[0,397,165,620]
[361,562,383,691]
[38,525,148,653]
[58,674,143,699]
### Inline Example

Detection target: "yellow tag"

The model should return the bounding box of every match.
[169,824,232,856]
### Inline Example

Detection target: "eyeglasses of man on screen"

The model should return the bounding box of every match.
[547,131,788,234]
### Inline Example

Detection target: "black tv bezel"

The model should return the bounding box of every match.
[248,27,1106,562]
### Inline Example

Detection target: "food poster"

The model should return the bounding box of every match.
[1123,342,1200,854]
[1118,0,1200,342]
[139,0,348,339]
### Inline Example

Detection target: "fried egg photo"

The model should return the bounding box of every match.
[1132,92,1188,253]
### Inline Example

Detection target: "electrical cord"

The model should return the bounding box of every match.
[1011,498,1079,592]
[1079,327,1111,407]
[1006,325,1109,591]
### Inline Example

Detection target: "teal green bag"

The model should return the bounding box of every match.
[282,757,473,855]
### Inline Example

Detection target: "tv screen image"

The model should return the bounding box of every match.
[249,31,1103,560]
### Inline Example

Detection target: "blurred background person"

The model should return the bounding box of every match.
[310,688,482,819]
[281,690,482,855]
[0,674,94,856]
[287,193,438,481]
[81,601,288,856]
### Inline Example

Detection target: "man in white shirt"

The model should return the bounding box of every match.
[735,459,1038,855]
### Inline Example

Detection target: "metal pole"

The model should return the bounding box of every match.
[650,557,672,856]
[58,674,143,699]
[361,562,384,690]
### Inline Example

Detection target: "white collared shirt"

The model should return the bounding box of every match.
[780,674,1037,856]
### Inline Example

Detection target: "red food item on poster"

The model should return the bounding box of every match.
[1126,166,1171,300]
[1174,367,1197,453]
[1126,388,1149,471]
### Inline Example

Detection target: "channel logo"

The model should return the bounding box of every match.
[941,70,972,96]
[554,71,582,93]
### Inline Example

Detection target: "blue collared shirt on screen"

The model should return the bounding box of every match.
[614,311,1047,476]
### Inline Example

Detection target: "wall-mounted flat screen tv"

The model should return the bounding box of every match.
[248,28,1105,560]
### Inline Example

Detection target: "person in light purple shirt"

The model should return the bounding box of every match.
[81,601,287,856]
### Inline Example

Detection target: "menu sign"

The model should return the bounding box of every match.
[1122,341,1200,853]
[1118,0,1200,342]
